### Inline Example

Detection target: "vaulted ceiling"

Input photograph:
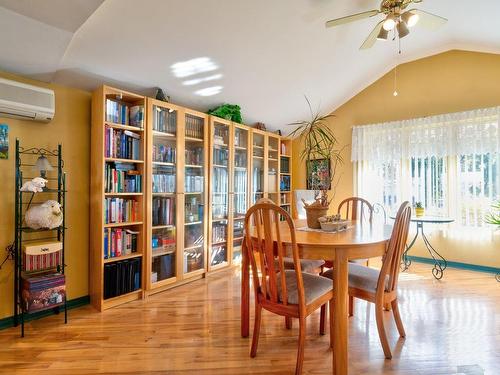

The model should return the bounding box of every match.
[1,0,499,130]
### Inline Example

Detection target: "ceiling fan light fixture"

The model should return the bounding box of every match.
[401,11,419,27]
[397,20,410,38]
[377,27,389,41]
[382,15,396,31]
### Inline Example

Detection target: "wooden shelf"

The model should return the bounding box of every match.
[213,164,227,168]
[104,221,143,228]
[152,192,175,196]
[185,191,203,195]
[152,224,175,230]
[152,130,175,138]
[105,192,143,196]
[185,221,203,226]
[184,244,204,251]
[185,136,203,142]
[106,122,144,132]
[105,157,144,164]
[152,249,175,258]
[152,161,175,166]
[104,253,143,264]
[185,164,203,168]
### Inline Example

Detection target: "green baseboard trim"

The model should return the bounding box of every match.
[407,256,500,274]
[0,295,90,331]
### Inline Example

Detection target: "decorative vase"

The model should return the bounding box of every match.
[415,207,425,217]
[305,205,329,229]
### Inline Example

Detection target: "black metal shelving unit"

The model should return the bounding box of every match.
[13,139,67,337]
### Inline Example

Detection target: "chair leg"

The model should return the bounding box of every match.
[250,304,263,358]
[391,299,406,338]
[348,296,354,317]
[319,304,326,335]
[375,302,392,359]
[295,317,307,375]
[285,316,293,329]
[329,299,334,349]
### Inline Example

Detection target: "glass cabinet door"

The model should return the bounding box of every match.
[232,126,249,263]
[251,132,265,204]
[151,104,177,283]
[267,135,280,205]
[210,120,230,268]
[183,113,206,274]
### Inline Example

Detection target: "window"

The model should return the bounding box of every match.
[352,106,500,228]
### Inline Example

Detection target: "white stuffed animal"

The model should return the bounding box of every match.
[25,200,63,230]
[20,177,48,193]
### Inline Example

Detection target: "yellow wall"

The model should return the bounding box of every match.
[292,50,500,268]
[0,71,91,320]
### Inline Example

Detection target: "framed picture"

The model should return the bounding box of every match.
[0,124,8,160]
[306,158,331,190]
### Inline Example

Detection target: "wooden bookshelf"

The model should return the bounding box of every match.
[145,99,209,295]
[279,138,293,220]
[90,85,146,311]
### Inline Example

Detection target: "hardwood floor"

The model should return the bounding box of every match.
[0,263,499,374]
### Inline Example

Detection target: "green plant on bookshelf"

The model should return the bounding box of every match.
[486,201,500,226]
[207,104,242,123]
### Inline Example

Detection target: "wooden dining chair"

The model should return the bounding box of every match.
[321,201,412,359]
[244,201,334,375]
[337,196,374,223]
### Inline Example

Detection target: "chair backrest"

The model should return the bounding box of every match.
[372,203,388,224]
[337,197,374,223]
[244,201,306,309]
[293,190,315,219]
[377,201,411,295]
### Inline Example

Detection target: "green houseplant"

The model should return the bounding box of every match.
[414,202,424,217]
[485,201,500,282]
[288,97,344,228]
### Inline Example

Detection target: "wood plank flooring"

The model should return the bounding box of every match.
[0,263,499,374]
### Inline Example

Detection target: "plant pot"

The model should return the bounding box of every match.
[304,205,329,229]
[415,207,425,217]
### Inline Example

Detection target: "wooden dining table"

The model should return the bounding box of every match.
[241,219,393,375]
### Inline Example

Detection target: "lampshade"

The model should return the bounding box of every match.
[401,11,419,27]
[34,155,53,178]
[383,15,396,31]
[377,27,389,41]
[397,21,410,38]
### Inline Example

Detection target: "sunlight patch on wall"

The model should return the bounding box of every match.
[194,86,223,97]
[183,74,223,86]
[171,57,218,78]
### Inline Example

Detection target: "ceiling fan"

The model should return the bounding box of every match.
[325,0,448,50]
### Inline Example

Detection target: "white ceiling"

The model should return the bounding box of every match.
[1,0,499,131]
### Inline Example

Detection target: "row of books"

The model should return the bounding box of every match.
[185,197,203,223]
[280,175,291,191]
[280,155,290,173]
[233,221,244,239]
[152,229,176,251]
[106,99,144,127]
[212,223,227,244]
[105,163,142,193]
[210,245,227,266]
[186,114,204,139]
[153,106,177,134]
[103,258,141,299]
[184,248,203,273]
[104,197,139,224]
[234,151,247,168]
[105,127,141,160]
[213,147,229,166]
[151,254,175,283]
[234,129,247,148]
[153,143,176,164]
[185,174,204,193]
[212,167,228,193]
[185,147,203,165]
[104,228,138,259]
[152,197,175,226]
[152,172,175,193]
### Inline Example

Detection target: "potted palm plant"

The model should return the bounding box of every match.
[289,98,344,228]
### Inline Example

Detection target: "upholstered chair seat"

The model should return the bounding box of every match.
[274,270,333,305]
[277,258,325,274]
[322,263,389,293]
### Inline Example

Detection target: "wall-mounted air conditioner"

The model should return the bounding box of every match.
[0,77,55,122]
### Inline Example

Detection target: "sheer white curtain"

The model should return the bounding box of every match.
[352,106,500,228]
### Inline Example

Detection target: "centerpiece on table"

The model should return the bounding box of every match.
[288,97,345,229]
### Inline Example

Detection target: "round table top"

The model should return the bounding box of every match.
[250,219,393,248]
[389,215,454,223]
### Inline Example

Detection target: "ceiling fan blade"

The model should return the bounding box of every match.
[360,20,384,50]
[325,10,379,28]
[412,9,448,30]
